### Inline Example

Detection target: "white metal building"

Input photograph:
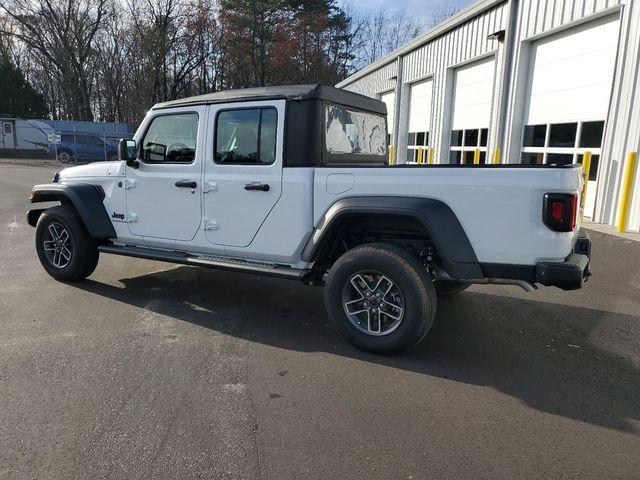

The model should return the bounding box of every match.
[337,0,640,232]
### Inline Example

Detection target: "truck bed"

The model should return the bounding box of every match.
[313,164,584,266]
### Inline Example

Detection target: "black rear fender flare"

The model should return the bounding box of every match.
[302,196,484,280]
[28,182,116,239]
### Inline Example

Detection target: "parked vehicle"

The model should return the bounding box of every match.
[0,118,54,153]
[27,85,591,354]
[47,133,119,163]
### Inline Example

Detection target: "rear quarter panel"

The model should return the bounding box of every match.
[315,166,583,266]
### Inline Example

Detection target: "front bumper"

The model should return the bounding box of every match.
[535,230,591,290]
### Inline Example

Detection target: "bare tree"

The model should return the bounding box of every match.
[352,6,424,68]
[429,0,460,28]
[1,0,369,124]
[0,0,109,120]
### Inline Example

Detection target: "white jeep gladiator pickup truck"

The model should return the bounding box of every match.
[28,85,591,354]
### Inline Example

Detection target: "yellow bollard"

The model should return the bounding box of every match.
[473,148,480,165]
[417,148,423,165]
[536,152,543,165]
[493,148,501,164]
[617,152,638,232]
[389,146,395,166]
[427,147,433,165]
[580,151,592,212]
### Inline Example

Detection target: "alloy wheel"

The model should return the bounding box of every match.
[341,270,405,336]
[43,222,73,268]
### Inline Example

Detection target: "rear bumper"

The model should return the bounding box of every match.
[535,231,591,290]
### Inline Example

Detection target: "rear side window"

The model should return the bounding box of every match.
[215,108,277,165]
[324,104,386,158]
[142,113,198,164]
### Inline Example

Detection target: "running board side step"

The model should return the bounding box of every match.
[98,244,311,280]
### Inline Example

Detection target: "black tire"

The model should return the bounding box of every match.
[35,205,99,282]
[324,243,437,355]
[57,150,73,164]
[434,280,470,297]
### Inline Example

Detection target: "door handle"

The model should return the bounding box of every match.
[175,180,197,188]
[244,183,270,192]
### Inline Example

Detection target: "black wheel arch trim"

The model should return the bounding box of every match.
[28,183,116,239]
[302,196,484,280]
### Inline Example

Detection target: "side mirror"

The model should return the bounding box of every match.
[118,138,139,168]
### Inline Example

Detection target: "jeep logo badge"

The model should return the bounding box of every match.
[112,212,125,220]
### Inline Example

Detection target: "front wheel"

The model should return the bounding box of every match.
[57,150,73,164]
[35,205,99,282]
[324,243,437,355]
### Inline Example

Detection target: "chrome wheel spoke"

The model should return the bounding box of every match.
[60,246,72,261]
[53,248,62,267]
[381,300,403,321]
[344,298,365,314]
[48,224,59,240]
[367,310,381,334]
[43,240,57,251]
[350,274,369,297]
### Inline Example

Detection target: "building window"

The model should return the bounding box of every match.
[520,120,604,181]
[406,131,429,162]
[449,128,488,164]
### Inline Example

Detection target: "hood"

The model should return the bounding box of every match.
[59,161,124,180]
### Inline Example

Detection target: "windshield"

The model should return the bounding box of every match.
[324,104,386,157]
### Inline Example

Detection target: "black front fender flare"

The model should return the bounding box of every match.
[302,196,484,280]
[29,182,116,239]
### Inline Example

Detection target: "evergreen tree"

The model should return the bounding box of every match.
[0,55,48,118]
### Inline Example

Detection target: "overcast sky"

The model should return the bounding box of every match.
[342,0,475,25]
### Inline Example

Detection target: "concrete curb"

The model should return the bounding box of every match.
[583,222,640,243]
[0,158,60,167]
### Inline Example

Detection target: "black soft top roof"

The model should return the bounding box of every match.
[153,84,387,115]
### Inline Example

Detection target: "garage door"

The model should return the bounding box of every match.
[520,14,620,218]
[450,56,495,164]
[407,78,433,163]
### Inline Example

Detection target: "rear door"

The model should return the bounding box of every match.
[203,100,284,247]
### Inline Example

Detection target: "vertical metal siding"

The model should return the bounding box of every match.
[341,0,638,230]
[519,0,623,38]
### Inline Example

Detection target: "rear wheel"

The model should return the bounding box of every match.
[325,243,436,354]
[35,205,99,282]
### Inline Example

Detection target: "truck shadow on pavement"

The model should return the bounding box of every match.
[76,264,639,433]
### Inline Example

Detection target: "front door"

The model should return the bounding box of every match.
[125,107,205,242]
[3,122,15,149]
[203,100,284,247]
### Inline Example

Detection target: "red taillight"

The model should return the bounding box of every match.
[569,194,578,231]
[543,193,578,232]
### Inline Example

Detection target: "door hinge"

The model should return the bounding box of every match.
[124,179,136,190]
[203,219,218,231]
[125,213,138,223]
[202,181,218,193]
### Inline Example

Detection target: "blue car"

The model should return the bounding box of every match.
[47,133,119,163]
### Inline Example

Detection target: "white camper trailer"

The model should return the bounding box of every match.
[0,118,55,153]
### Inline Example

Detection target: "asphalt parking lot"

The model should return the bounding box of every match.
[1,162,639,480]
